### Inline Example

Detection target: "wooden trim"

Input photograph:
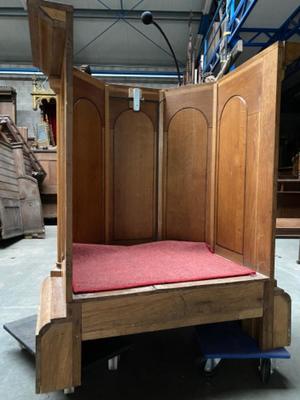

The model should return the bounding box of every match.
[157,91,165,239]
[73,273,267,302]
[104,84,111,243]
[214,245,244,264]
[64,8,74,303]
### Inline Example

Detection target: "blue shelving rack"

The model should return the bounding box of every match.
[199,1,300,79]
[199,0,258,76]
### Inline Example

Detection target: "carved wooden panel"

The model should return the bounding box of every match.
[165,108,208,241]
[113,109,157,241]
[216,97,247,254]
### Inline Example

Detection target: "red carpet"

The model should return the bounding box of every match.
[72,241,255,294]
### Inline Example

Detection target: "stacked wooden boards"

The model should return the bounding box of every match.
[27,0,298,394]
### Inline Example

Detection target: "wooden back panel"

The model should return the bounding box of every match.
[73,69,105,243]
[163,85,214,242]
[108,87,159,243]
[214,43,283,277]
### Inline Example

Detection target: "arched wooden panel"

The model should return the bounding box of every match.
[113,110,156,241]
[216,96,247,254]
[165,108,208,241]
[73,98,104,243]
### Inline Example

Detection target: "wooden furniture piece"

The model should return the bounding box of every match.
[0,139,44,239]
[28,0,296,394]
[34,149,57,219]
[0,87,16,122]
[276,178,300,236]
[0,116,45,239]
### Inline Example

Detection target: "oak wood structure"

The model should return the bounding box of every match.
[27,0,297,394]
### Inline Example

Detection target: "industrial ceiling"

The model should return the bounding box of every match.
[0,0,299,72]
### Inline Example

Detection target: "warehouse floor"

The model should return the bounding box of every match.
[0,226,299,400]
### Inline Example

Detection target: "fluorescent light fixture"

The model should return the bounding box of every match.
[0,69,43,76]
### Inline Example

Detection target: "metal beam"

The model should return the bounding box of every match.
[0,7,202,22]
[240,5,300,48]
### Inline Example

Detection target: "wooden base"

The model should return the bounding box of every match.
[34,272,293,393]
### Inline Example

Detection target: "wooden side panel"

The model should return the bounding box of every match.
[165,108,208,241]
[273,287,291,348]
[73,71,105,243]
[113,110,156,241]
[163,85,213,242]
[217,97,247,253]
[215,42,283,278]
[36,322,74,393]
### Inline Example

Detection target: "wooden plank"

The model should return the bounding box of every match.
[0,189,19,199]
[81,280,264,340]
[74,272,267,302]
[0,144,14,158]
[64,6,74,304]
[0,169,17,179]
[214,245,243,264]
[243,113,260,266]
[206,82,218,248]
[0,174,18,186]
[104,85,111,243]
[157,90,165,240]
[0,160,17,173]
[0,181,19,192]
[0,153,15,165]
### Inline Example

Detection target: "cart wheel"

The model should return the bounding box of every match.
[108,355,120,371]
[202,358,222,377]
[259,359,271,383]
[63,386,75,395]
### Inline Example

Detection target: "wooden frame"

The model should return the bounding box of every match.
[27,0,296,393]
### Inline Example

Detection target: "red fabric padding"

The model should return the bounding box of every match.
[72,241,255,294]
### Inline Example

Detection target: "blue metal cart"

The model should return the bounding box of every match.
[196,321,290,383]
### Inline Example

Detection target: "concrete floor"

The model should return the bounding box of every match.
[0,226,299,400]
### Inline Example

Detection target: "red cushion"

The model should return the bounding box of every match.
[72,241,255,294]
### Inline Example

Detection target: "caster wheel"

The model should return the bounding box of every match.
[64,387,75,395]
[259,359,271,383]
[108,355,120,371]
[202,358,222,377]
